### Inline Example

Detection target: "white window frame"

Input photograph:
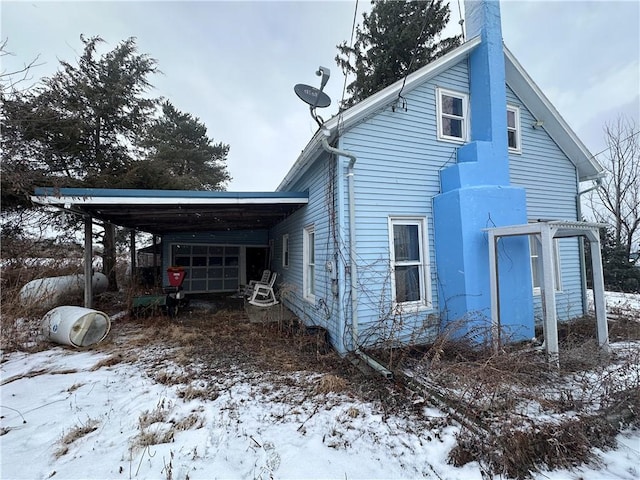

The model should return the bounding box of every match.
[436,87,468,143]
[507,104,521,153]
[303,225,315,302]
[388,217,432,308]
[282,234,289,269]
[530,236,562,295]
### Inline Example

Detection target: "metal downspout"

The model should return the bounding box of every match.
[320,130,392,379]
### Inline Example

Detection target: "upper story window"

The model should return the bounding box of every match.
[437,87,468,143]
[389,217,432,307]
[303,225,315,302]
[282,234,289,268]
[507,105,521,153]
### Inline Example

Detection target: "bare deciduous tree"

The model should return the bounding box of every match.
[0,38,42,94]
[590,116,640,259]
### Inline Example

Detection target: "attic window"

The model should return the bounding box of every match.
[507,105,521,153]
[437,87,468,142]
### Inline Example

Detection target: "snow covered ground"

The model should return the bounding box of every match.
[1,293,639,480]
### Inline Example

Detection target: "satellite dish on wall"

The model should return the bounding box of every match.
[294,84,331,108]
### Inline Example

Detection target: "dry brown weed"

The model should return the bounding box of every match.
[316,374,348,394]
[55,418,100,458]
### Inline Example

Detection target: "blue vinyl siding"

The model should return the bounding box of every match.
[270,154,344,350]
[334,61,471,349]
[506,86,584,320]
[276,61,588,352]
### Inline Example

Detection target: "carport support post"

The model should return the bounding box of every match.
[130,230,137,285]
[84,216,93,308]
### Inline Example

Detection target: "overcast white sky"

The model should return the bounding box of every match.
[2,1,639,191]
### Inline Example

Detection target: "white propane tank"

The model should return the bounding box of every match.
[41,306,111,347]
[19,273,108,309]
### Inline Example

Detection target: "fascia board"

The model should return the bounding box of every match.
[31,192,308,207]
[32,187,307,200]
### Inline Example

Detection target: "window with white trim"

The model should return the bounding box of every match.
[303,225,315,301]
[282,234,289,268]
[507,105,521,152]
[530,236,562,294]
[389,218,431,306]
[436,88,468,142]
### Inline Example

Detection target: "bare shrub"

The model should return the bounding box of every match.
[394,312,640,478]
[0,315,47,353]
[450,416,617,479]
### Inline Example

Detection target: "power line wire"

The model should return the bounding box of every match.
[589,130,639,160]
[396,0,436,107]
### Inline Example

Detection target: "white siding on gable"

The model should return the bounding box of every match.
[507,85,584,320]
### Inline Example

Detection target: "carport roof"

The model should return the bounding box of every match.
[32,187,308,235]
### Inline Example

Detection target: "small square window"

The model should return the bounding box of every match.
[437,88,468,142]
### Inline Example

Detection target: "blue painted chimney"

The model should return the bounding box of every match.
[433,0,534,341]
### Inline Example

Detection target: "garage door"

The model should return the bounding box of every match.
[172,244,239,293]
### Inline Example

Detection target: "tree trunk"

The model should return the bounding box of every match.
[102,222,119,292]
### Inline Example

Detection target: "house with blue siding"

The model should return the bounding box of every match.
[33,0,607,358]
[270,0,604,354]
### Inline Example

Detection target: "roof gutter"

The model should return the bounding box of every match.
[320,129,392,379]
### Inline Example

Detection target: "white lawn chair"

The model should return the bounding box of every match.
[248,272,278,307]
[243,269,271,297]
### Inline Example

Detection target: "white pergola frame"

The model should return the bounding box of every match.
[486,221,608,361]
